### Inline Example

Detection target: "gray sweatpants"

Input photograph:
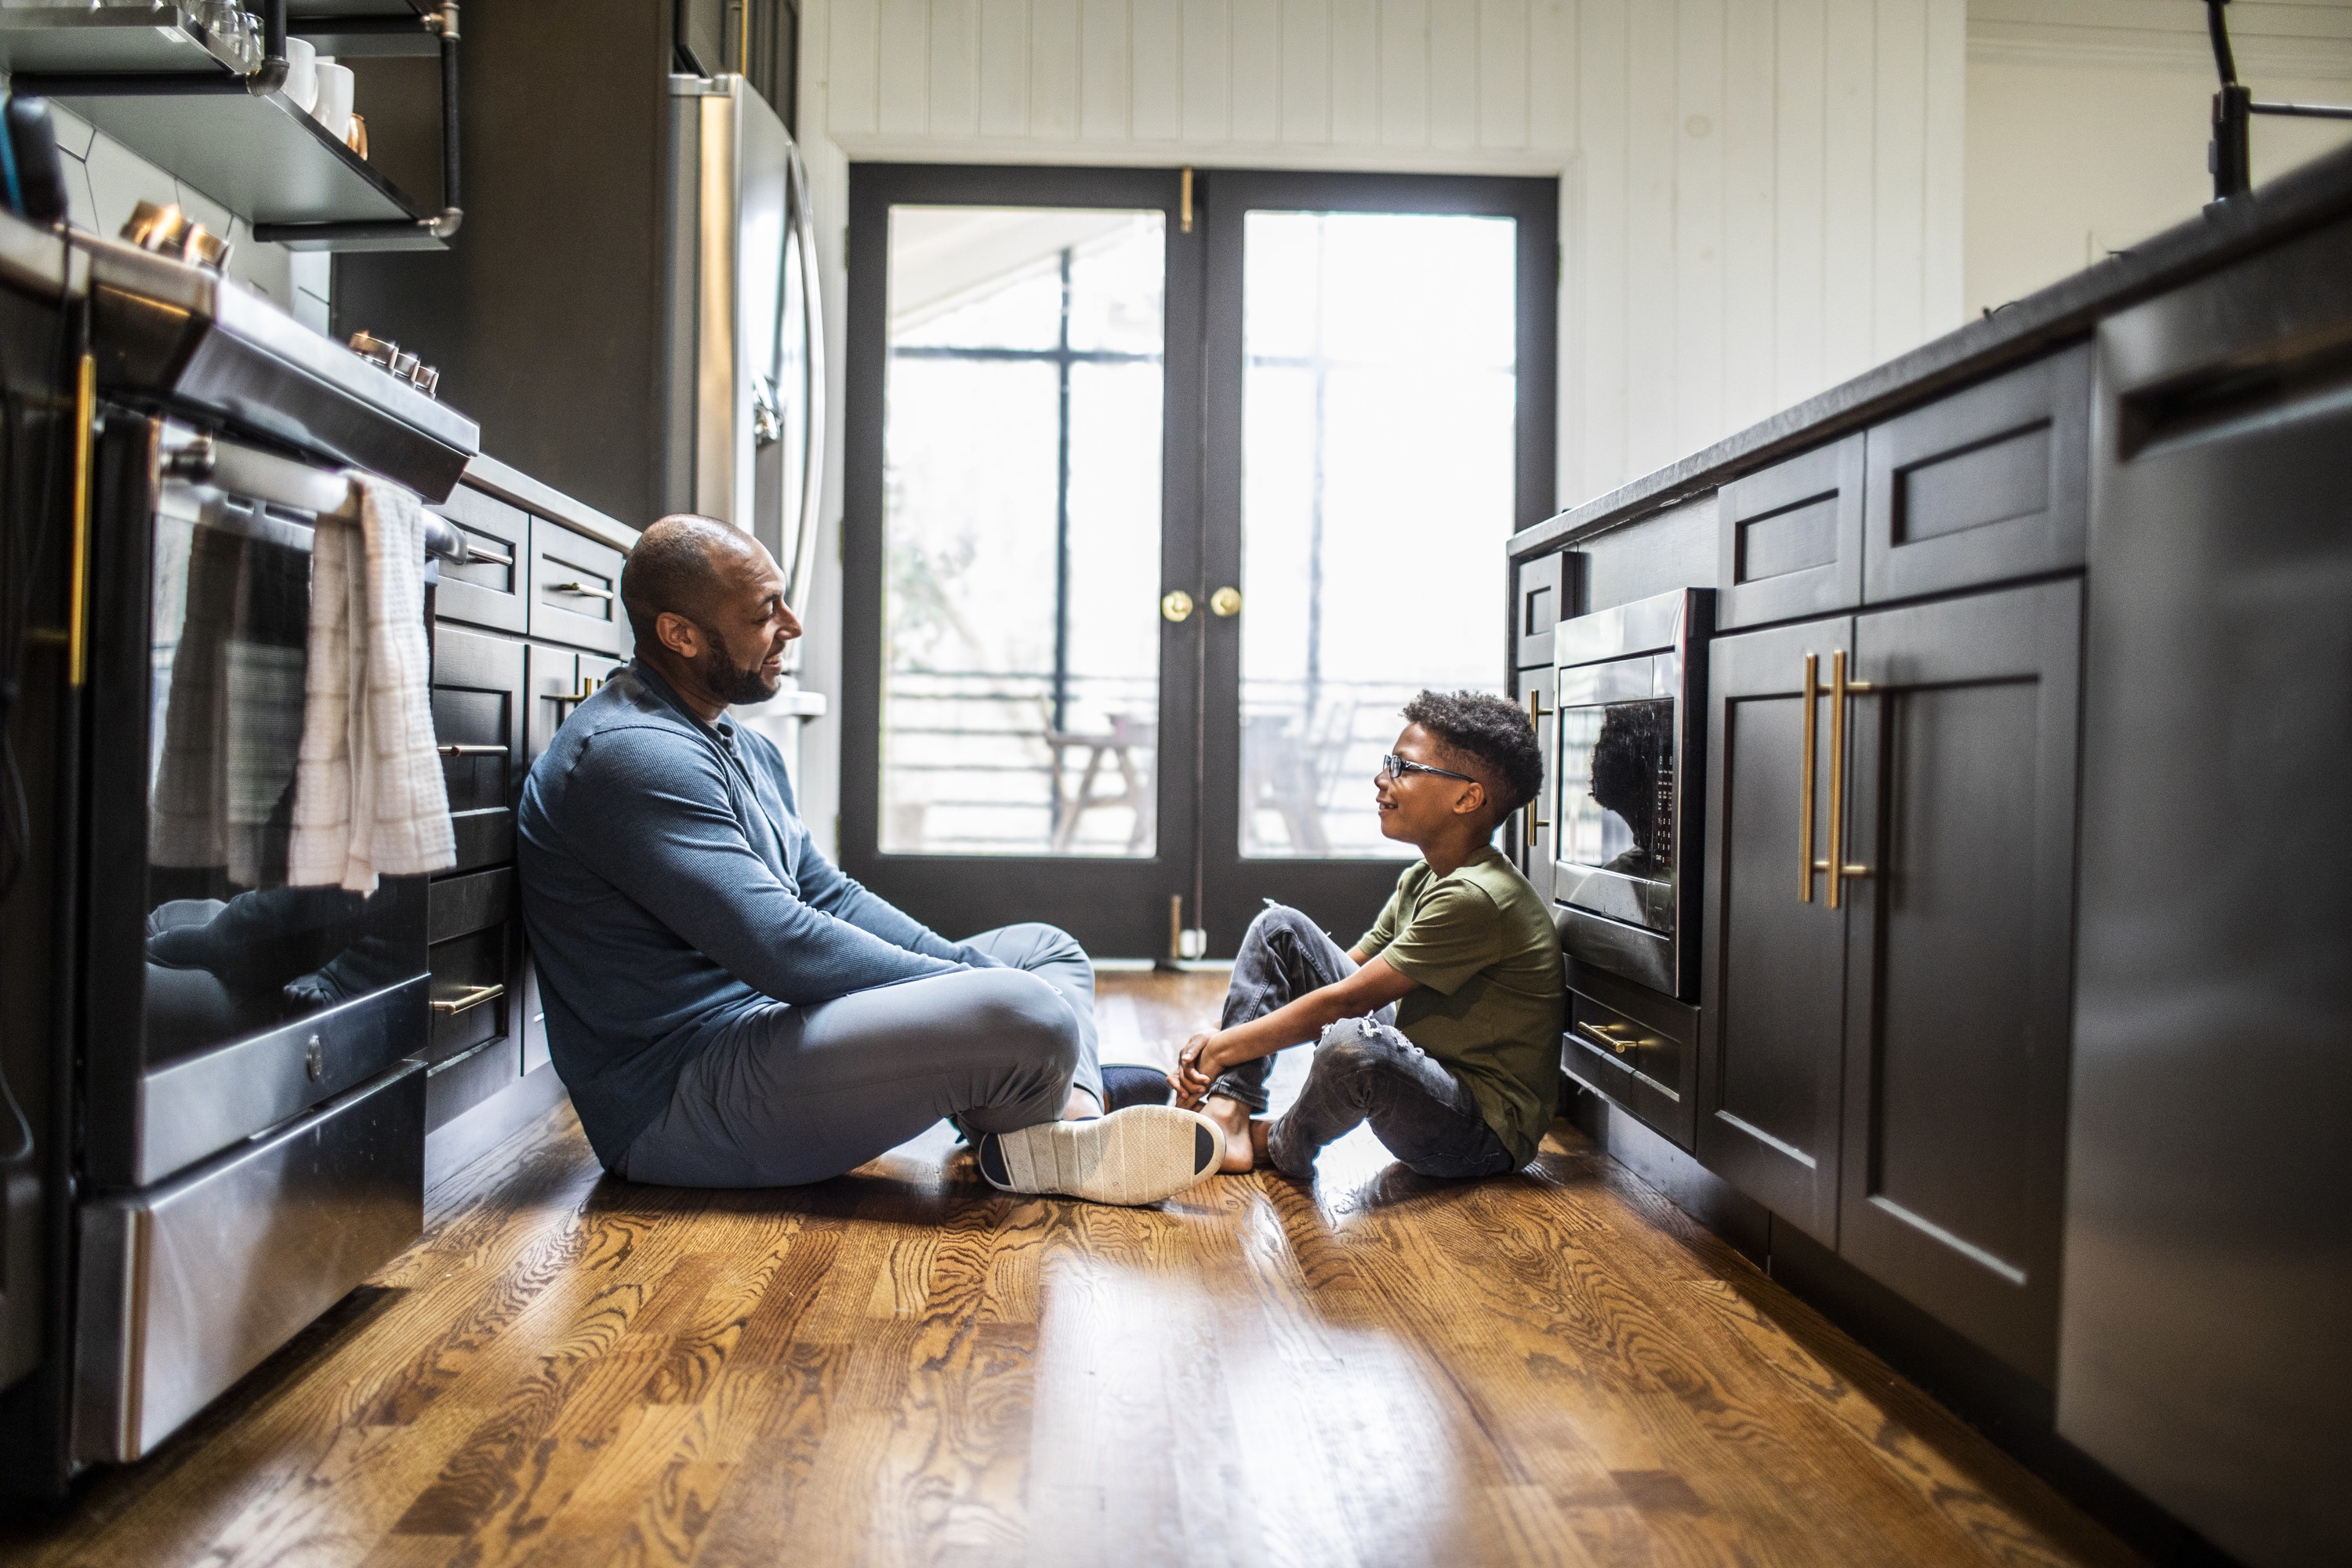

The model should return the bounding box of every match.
[619,923,1104,1187]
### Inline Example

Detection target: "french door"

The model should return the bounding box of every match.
[841,165,1555,958]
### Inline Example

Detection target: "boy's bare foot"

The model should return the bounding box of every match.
[1250,1116,1279,1174]
[1201,1094,1256,1172]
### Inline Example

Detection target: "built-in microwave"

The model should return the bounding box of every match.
[1548,587,1713,1002]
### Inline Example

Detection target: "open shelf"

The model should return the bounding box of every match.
[0,4,448,252]
[0,4,248,78]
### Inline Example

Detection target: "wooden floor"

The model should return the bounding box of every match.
[3,971,2140,1567]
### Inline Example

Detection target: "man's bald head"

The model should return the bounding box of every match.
[620,514,754,647]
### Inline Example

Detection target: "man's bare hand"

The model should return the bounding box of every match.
[1169,1030,1221,1107]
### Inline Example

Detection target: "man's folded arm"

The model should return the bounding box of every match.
[791,840,977,962]
[564,733,962,1003]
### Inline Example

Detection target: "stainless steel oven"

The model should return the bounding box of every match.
[0,218,480,1497]
[1548,588,1712,1001]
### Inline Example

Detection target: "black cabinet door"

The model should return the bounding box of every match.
[1698,615,1851,1243]
[429,625,524,873]
[1715,434,1864,631]
[1836,577,2080,1385]
[1861,345,2089,607]
[1512,665,1555,902]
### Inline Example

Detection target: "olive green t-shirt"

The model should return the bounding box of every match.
[1356,845,1566,1165]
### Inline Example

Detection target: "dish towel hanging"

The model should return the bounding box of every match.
[289,473,456,893]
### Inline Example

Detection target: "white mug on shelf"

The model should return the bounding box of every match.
[282,36,317,114]
[312,59,354,145]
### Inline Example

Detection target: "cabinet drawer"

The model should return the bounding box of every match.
[1863,343,2089,604]
[1565,964,1699,1152]
[430,486,530,635]
[528,517,626,654]
[426,922,512,1065]
[427,866,514,946]
[430,624,524,874]
[1716,435,1864,630]
[1514,551,1565,667]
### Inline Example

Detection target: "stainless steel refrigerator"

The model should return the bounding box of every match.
[662,73,826,741]
[334,22,829,762]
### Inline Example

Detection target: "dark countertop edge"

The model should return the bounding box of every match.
[1510,140,2352,561]
[460,452,639,554]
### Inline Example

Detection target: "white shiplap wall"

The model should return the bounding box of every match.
[808,0,1965,517]
[788,0,1968,855]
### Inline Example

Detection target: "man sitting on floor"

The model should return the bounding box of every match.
[517,515,1221,1205]
[1172,691,1565,1181]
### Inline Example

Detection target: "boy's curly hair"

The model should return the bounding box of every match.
[1400,690,1544,818]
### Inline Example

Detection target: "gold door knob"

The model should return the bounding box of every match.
[1210,586,1243,618]
[1160,590,1195,623]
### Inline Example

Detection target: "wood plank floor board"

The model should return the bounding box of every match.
[2,973,2143,1568]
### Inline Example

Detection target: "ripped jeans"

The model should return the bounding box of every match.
[1206,904,1517,1182]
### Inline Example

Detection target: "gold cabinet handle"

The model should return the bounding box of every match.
[1824,648,1875,910]
[1160,590,1195,623]
[1209,586,1243,617]
[553,679,601,705]
[437,743,506,758]
[547,580,615,601]
[1800,653,1820,900]
[1576,1020,1655,1056]
[430,983,506,1017]
[1523,687,1552,845]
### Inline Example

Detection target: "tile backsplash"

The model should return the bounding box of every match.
[34,100,331,334]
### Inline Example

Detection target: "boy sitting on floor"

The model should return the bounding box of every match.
[1173,691,1566,1180]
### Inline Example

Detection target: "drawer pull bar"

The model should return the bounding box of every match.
[431,983,506,1017]
[1576,1020,1658,1057]
[553,679,603,705]
[1824,648,1875,910]
[547,580,615,601]
[437,743,506,758]
[461,546,515,568]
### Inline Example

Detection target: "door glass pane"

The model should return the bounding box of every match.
[880,207,1166,856]
[1239,212,1519,858]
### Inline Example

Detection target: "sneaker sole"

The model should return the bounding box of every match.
[978,1105,1225,1206]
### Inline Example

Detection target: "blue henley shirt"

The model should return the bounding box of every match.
[516,661,982,1168]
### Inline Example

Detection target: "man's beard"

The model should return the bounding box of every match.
[695,633,782,706]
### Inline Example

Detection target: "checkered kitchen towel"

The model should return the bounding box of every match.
[289,473,455,893]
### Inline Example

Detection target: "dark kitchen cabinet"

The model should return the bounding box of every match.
[1715,434,1863,632]
[1701,576,2081,1383]
[430,487,532,636]
[1861,345,2089,605]
[430,625,525,873]
[1511,665,1555,902]
[1698,615,1853,1240]
[1835,578,2080,1385]
[528,516,627,655]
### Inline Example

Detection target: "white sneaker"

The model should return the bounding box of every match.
[975,1105,1225,1206]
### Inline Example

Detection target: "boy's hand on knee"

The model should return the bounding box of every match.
[1171,1030,1221,1105]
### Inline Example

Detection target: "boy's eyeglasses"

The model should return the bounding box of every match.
[1381,753,1479,786]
